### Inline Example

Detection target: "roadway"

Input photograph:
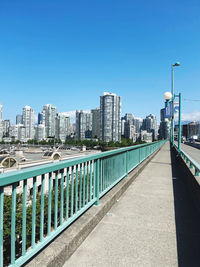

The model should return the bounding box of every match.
[176,142,200,165]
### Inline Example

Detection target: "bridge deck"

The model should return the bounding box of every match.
[63,142,200,267]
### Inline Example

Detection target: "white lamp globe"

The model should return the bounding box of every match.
[164,118,169,122]
[164,92,172,101]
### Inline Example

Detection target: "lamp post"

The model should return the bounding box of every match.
[171,62,180,146]
[164,91,182,153]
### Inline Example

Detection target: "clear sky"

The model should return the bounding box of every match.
[0,0,200,123]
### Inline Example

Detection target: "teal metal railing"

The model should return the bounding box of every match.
[174,143,200,176]
[0,140,165,267]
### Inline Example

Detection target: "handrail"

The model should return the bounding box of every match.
[174,143,200,176]
[0,140,166,267]
[0,141,161,187]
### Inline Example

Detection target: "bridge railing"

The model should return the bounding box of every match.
[174,143,200,176]
[0,140,165,267]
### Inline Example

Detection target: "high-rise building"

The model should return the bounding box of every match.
[9,124,26,142]
[0,103,2,141]
[133,118,142,133]
[159,108,169,139]
[143,114,158,141]
[100,92,121,142]
[22,105,35,140]
[16,114,23,125]
[35,124,45,141]
[2,120,10,137]
[121,117,126,136]
[124,122,136,141]
[42,104,57,138]
[38,112,43,124]
[123,113,137,140]
[91,108,100,139]
[55,113,71,142]
[187,121,200,138]
[76,110,92,140]
[124,113,134,122]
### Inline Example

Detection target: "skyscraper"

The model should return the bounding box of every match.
[76,110,92,140]
[143,114,158,141]
[2,120,10,137]
[100,92,121,142]
[22,105,35,140]
[159,108,169,139]
[91,108,100,139]
[38,112,43,124]
[35,124,45,141]
[55,113,71,142]
[16,114,23,125]
[42,104,57,138]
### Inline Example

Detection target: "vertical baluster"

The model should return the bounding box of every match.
[75,165,78,213]
[71,167,74,217]
[93,161,96,200]
[22,179,27,255]
[106,158,108,189]
[86,162,89,204]
[93,161,95,198]
[11,183,17,265]
[195,168,199,176]
[48,172,52,236]
[0,187,4,267]
[90,161,92,201]
[125,151,128,178]
[83,163,86,207]
[104,158,106,189]
[100,159,103,194]
[108,158,110,186]
[95,159,100,206]
[66,168,69,220]
[54,171,58,230]
[40,174,45,242]
[60,170,64,225]
[103,159,105,191]
[79,164,83,210]
[32,177,37,248]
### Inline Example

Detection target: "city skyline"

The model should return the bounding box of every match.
[0,1,200,123]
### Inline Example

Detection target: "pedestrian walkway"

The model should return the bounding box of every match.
[63,142,200,267]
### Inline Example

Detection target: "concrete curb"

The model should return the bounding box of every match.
[26,146,162,267]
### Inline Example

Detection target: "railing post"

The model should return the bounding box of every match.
[195,168,199,176]
[95,159,100,206]
[125,151,128,178]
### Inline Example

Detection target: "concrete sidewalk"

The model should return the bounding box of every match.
[63,142,178,267]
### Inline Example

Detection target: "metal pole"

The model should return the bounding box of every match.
[171,64,174,146]
[178,93,182,153]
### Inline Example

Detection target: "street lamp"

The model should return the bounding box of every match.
[163,92,172,102]
[171,62,180,146]
[163,91,182,153]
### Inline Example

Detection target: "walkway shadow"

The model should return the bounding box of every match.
[170,147,200,267]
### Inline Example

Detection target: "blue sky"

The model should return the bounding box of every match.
[0,0,200,123]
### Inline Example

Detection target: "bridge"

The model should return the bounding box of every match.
[0,140,200,266]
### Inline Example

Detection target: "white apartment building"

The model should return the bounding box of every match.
[42,104,57,138]
[76,110,92,140]
[100,92,121,142]
[23,105,35,140]
[55,113,70,142]
[35,124,46,141]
